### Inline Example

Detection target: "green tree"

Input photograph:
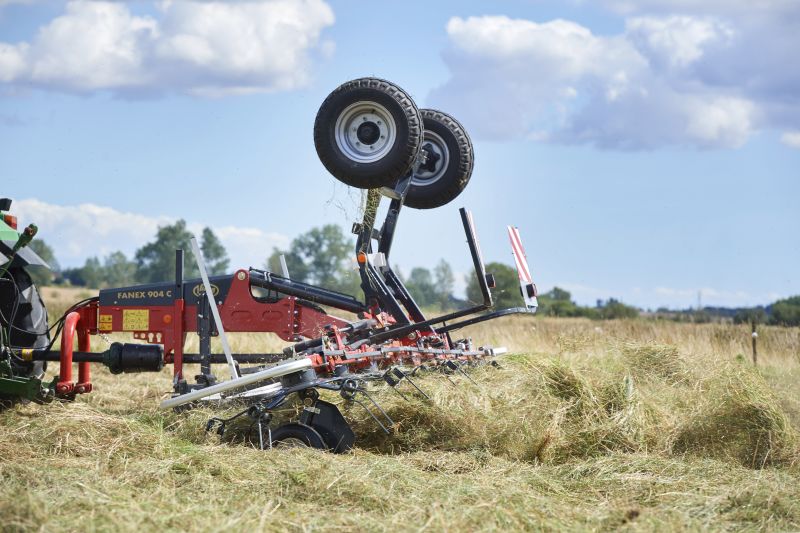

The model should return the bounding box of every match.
[27,239,59,286]
[434,259,455,309]
[201,227,229,276]
[548,287,571,302]
[537,287,584,317]
[770,296,800,326]
[266,224,360,295]
[406,267,436,307]
[466,262,522,309]
[135,220,199,283]
[266,249,310,282]
[103,251,137,287]
[598,298,639,319]
[61,257,104,288]
[733,307,767,325]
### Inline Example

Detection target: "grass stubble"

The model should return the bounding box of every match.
[2,306,800,532]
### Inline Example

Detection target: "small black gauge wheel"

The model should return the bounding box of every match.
[270,423,328,450]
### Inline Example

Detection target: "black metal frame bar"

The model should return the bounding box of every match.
[248,269,368,314]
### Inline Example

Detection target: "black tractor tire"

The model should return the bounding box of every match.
[0,267,48,378]
[404,109,474,210]
[270,423,328,451]
[0,268,49,407]
[314,77,423,189]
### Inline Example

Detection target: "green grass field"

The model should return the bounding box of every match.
[2,292,800,531]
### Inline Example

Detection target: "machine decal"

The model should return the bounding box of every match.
[192,283,219,298]
[122,309,149,331]
[99,314,113,332]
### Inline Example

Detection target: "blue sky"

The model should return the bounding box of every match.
[1,0,798,309]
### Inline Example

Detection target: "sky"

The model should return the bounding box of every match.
[1,0,798,310]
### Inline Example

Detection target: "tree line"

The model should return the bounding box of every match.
[28,220,229,288]
[25,220,800,325]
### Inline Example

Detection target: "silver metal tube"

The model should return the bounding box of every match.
[159,358,312,409]
[190,237,238,380]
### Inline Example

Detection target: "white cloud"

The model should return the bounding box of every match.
[625,15,733,69]
[431,7,798,149]
[780,131,800,149]
[13,198,289,270]
[684,96,755,147]
[0,0,334,96]
[0,43,27,82]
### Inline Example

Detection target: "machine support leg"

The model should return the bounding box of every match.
[56,312,77,395]
[57,312,92,396]
[75,327,91,394]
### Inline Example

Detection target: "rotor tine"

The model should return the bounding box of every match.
[257,418,264,450]
[456,365,479,386]
[392,386,411,402]
[354,398,390,435]
[399,369,431,401]
[359,387,395,428]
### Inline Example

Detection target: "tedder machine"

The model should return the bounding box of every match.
[1,78,539,451]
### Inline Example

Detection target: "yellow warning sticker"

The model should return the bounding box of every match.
[122,309,149,331]
[21,348,33,361]
[99,314,113,332]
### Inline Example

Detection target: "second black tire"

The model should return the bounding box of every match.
[404,109,474,210]
[270,422,328,450]
[314,78,423,189]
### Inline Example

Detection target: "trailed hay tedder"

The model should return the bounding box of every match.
[0,78,539,451]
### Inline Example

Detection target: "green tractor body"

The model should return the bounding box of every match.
[0,216,18,241]
[0,198,49,270]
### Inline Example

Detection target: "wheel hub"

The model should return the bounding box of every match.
[412,131,449,185]
[335,101,397,163]
[418,142,442,174]
[357,121,381,145]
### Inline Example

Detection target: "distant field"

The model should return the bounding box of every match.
[1,288,799,531]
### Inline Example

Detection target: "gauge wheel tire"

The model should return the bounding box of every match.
[0,268,49,406]
[270,423,328,450]
[404,109,474,210]
[314,77,423,189]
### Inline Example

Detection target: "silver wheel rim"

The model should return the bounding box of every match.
[412,130,449,186]
[334,101,397,164]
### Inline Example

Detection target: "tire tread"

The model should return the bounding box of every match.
[405,109,474,209]
[314,77,422,189]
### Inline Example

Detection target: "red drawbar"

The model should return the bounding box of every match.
[57,311,92,396]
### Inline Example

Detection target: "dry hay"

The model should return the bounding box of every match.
[2,316,800,531]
